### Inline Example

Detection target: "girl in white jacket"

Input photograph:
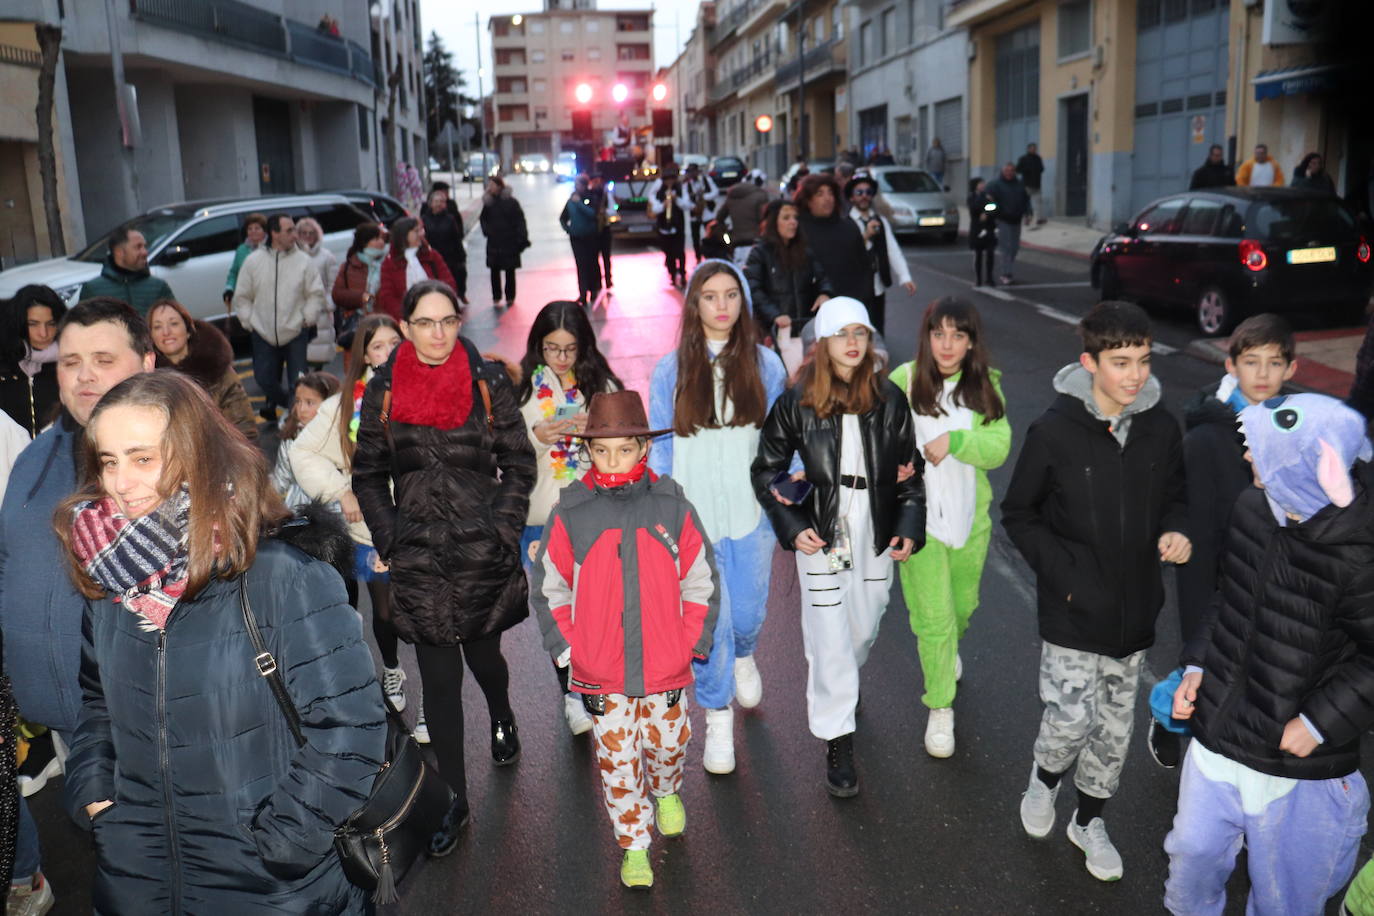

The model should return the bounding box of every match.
[289,316,418,728]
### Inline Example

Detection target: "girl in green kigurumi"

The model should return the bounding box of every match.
[890,298,1010,759]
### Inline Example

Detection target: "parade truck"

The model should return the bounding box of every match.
[565,79,674,241]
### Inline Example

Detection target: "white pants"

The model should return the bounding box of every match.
[797,485,894,740]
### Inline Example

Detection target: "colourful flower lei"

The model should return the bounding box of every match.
[533,364,582,481]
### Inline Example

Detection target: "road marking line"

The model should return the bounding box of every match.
[979,288,1016,301]
[1033,304,1080,325]
[1152,342,1178,355]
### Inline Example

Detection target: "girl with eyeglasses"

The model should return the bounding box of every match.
[647,260,787,775]
[751,297,924,799]
[352,279,536,859]
[515,300,622,735]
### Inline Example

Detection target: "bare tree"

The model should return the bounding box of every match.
[34,23,64,257]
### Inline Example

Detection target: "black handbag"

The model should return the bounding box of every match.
[238,577,453,904]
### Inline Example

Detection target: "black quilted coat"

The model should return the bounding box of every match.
[352,338,535,646]
[1183,461,1374,780]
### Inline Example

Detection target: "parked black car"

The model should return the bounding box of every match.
[1090,187,1372,335]
[709,155,748,188]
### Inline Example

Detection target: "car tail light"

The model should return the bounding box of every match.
[1239,239,1267,272]
[1359,236,1371,264]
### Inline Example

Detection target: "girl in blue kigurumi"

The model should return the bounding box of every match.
[648,259,788,775]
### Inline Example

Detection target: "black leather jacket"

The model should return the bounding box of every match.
[744,241,834,331]
[751,379,925,556]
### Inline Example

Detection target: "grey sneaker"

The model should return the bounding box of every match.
[7,872,54,916]
[1019,763,1059,838]
[1067,814,1124,881]
[381,665,406,713]
[412,711,430,745]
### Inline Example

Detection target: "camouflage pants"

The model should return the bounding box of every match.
[590,692,691,850]
[1032,641,1146,799]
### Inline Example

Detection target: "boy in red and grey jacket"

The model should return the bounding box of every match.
[531,390,719,891]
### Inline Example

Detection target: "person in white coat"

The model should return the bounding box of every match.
[289,315,422,732]
[0,412,30,503]
[843,172,915,337]
[232,213,326,426]
[296,217,340,369]
[683,163,721,266]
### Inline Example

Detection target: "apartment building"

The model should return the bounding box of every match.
[663,2,716,156]
[488,2,654,165]
[2,0,424,258]
[703,0,849,178]
[844,0,968,190]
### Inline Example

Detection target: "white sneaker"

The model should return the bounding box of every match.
[381,665,406,713]
[955,653,964,682]
[18,757,62,798]
[1019,763,1059,838]
[1067,814,1124,881]
[733,656,762,709]
[563,693,594,736]
[924,707,955,758]
[412,711,430,745]
[6,872,54,916]
[702,707,735,774]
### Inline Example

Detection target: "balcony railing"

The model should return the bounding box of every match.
[130,0,377,88]
[774,36,841,87]
[708,0,756,47]
[730,52,772,90]
[0,43,42,68]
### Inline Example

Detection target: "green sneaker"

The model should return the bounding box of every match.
[620,849,653,889]
[655,793,686,838]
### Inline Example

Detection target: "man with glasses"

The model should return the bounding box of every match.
[843,172,914,336]
[232,213,326,428]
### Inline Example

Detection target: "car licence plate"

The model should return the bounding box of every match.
[1286,246,1336,265]
[918,216,946,227]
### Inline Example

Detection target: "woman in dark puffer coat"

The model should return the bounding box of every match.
[57,371,385,915]
[352,279,535,858]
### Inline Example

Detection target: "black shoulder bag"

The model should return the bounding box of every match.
[239,576,453,904]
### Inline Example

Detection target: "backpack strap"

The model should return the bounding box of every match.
[478,378,494,435]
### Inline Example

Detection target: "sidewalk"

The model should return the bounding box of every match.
[1014,218,1370,398]
[1189,325,1366,398]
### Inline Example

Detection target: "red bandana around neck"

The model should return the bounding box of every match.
[389,340,473,430]
[590,452,650,489]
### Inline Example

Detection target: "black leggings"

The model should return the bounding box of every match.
[414,636,512,815]
[973,249,994,285]
[343,577,399,669]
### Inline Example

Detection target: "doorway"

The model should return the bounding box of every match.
[253,97,296,195]
[1062,94,1089,218]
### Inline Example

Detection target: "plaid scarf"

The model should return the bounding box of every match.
[71,486,192,632]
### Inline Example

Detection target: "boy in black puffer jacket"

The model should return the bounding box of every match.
[1165,394,1374,916]
[1001,301,1190,882]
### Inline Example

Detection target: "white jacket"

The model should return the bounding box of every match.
[290,394,374,546]
[232,246,326,346]
[302,243,340,363]
[0,412,31,504]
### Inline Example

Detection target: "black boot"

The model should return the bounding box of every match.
[491,718,521,766]
[1147,719,1181,769]
[825,734,859,798]
[427,798,470,858]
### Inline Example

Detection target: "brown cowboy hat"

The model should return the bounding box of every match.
[574,390,671,439]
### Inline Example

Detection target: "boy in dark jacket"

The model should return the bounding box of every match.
[531,390,719,891]
[1148,316,1297,767]
[1165,394,1374,915]
[1001,301,1190,882]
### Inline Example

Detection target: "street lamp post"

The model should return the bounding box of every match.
[475,12,491,156]
[796,0,807,162]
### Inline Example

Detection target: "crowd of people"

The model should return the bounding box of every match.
[1191,141,1340,192]
[1,159,1373,916]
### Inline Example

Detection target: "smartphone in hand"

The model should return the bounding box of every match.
[770,471,814,504]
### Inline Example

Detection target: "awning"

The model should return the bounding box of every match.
[1251,64,1341,101]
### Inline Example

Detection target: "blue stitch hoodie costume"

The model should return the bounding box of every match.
[649,259,787,708]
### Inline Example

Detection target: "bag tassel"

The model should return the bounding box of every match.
[372,833,399,905]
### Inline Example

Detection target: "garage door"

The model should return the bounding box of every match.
[1129,0,1229,215]
[994,23,1039,169]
